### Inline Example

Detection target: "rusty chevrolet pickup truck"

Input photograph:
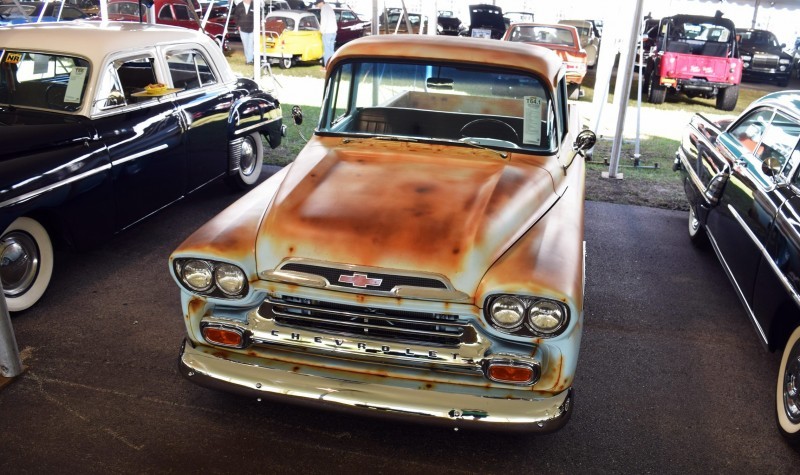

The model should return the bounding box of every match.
[170,34,595,431]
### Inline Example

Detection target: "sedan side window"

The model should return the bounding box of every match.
[756,111,800,172]
[158,5,173,20]
[729,108,775,155]
[114,56,159,104]
[166,50,218,90]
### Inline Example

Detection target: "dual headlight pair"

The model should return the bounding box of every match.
[174,258,248,298]
[486,295,568,337]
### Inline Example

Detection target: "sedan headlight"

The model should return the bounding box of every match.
[741,54,752,62]
[486,295,569,337]
[780,58,792,64]
[175,258,249,298]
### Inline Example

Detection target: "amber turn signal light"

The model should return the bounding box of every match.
[488,364,534,383]
[202,326,244,348]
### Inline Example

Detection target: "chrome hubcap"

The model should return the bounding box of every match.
[239,137,257,177]
[689,208,700,236]
[784,346,800,423]
[1,231,39,297]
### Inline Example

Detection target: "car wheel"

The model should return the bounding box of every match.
[688,206,709,248]
[1,217,54,312]
[226,132,263,190]
[280,57,294,69]
[777,325,800,444]
[777,77,789,87]
[716,85,738,111]
[647,70,666,104]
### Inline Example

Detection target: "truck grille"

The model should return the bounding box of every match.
[259,295,471,347]
[753,54,779,69]
[279,262,448,292]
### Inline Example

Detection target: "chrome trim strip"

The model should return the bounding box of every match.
[235,115,281,135]
[112,144,169,166]
[679,148,709,202]
[262,258,471,302]
[729,203,800,318]
[0,163,112,209]
[707,207,768,344]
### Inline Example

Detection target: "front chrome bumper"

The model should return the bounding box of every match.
[178,339,573,432]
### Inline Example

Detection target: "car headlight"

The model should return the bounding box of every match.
[182,260,214,292]
[489,296,526,329]
[780,58,792,64]
[486,295,570,337]
[741,54,752,61]
[175,258,248,298]
[215,263,246,296]
[528,300,566,334]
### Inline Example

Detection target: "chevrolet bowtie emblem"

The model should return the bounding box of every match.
[338,273,383,288]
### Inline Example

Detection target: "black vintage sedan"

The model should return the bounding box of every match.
[676,90,800,443]
[0,21,283,311]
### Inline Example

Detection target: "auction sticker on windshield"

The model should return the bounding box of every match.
[523,96,542,145]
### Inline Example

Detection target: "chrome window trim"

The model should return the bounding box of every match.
[0,163,111,209]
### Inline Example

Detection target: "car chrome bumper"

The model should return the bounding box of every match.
[178,339,573,432]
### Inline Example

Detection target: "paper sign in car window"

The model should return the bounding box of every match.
[64,66,88,103]
[33,55,49,75]
[523,96,542,145]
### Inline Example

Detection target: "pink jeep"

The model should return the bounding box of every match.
[643,13,742,111]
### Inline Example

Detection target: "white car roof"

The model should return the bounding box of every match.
[1,21,226,68]
[266,10,316,21]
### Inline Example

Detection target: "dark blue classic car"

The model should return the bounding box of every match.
[0,22,283,311]
[676,90,800,443]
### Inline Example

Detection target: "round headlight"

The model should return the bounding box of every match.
[489,296,525,329]
[214,263,246,296]
[528,300,566,334]
[182,260,213,292]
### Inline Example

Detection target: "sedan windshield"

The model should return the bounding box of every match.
[319,60,556,153]
[0,50,90,112]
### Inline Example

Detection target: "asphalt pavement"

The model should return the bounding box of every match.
[1,167,799,473]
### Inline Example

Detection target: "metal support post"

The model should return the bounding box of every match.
[0,244,23,380]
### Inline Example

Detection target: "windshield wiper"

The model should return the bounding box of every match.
[457,138,509,159]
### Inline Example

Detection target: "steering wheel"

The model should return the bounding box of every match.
[459,118,520,144]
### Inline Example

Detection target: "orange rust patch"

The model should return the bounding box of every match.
[188,298,205,316]
[212,350,230,359]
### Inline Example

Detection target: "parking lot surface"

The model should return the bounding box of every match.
[1,168,799,473]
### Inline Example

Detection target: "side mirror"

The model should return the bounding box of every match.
[704,166,730,205]
[761,156,782,177]
[291,105,303,125]
[573,129,597,152]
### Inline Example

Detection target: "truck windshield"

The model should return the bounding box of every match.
[318,60,557,153]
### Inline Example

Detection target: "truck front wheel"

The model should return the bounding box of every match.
[716,85,739,111]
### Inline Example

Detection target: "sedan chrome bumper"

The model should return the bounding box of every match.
[178,339,573,432]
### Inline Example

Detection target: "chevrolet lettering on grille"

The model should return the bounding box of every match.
[338,272,382,288]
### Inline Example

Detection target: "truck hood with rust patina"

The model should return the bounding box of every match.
[255,138,560,296]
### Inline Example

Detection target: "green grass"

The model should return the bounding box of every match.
[227,48,326,79]
[264,105,320,166]
[585,136,687,210]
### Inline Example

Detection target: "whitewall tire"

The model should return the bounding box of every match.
[777,325,800,443]
[1,217,54,312]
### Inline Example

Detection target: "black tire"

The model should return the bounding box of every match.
[716,85,739,111]
[688,206,709,248]
[225,132,263,190]
[777,77,789,87]
[1,217,54,312]
[777,326,800,444]
[279,57,293,69]
[647,70,666,104]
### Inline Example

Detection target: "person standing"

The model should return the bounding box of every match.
[232,0,255,65]
[316,0,337,69]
